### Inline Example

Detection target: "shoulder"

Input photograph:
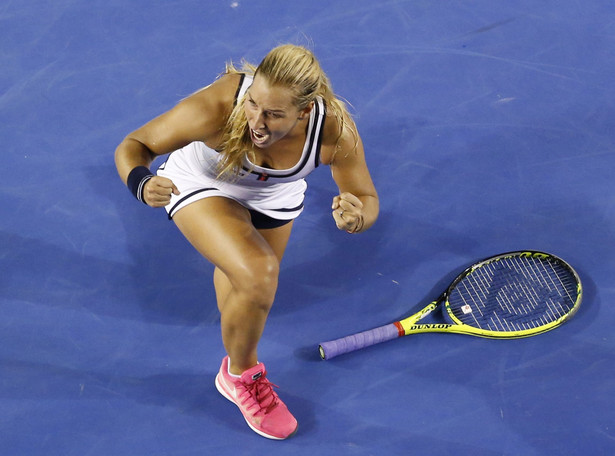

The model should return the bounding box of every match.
[178,73,244,119]
[165,73,244,142]
[319,99,360,165]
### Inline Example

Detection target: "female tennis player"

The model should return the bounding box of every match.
[114,44,379,439]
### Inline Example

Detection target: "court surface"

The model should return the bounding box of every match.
[2,1,614,455]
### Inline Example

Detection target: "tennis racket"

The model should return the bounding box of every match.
[319,251,582,360]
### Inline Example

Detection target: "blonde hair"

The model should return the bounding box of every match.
[217,44,356,178]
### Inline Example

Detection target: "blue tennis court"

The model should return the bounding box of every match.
[2,1,614,454]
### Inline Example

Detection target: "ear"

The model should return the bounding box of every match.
[298,101,315,120]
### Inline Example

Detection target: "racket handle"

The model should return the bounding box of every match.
[319,323,401,360]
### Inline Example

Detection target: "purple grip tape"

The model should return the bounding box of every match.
[319,323,400,359]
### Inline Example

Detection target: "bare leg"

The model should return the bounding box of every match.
[172,197,293,375]
[213,221,293,312]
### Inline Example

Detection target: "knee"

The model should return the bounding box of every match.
[232,254,280,310]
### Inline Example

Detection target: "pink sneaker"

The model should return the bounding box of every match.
[215,356,298,439]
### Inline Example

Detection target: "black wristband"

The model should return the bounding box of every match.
[127,166,154,204]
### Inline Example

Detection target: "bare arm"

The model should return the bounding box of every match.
[324,115,379,233]
[114,73,240,206]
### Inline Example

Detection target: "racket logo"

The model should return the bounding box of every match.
[410,324,452,330]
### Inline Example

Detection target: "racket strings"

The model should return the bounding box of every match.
[448,256,579,332]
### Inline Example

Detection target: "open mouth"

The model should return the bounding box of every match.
[251,128,269,145]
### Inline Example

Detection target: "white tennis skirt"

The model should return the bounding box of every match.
[157,141,307,221]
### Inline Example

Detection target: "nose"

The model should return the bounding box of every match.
[253,111,266,130]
